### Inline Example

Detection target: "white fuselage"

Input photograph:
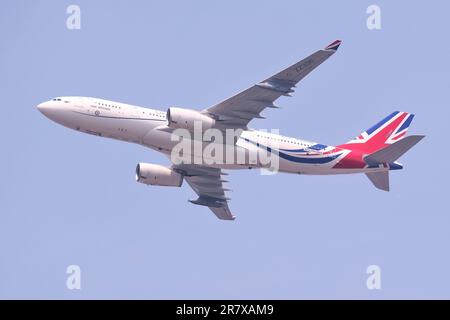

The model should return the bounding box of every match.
[37,96,387,175]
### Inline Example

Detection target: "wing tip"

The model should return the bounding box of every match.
[324,40,342,51]
[216,212,236,221]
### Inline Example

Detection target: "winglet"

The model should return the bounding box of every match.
[324,40,342,51]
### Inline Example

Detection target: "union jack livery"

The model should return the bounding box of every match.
[239,107,423,193]
[38,40,425,220]
[343,111,414,149]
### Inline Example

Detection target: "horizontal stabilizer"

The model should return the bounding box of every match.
[366,172,390,191]
[364,135,425,165]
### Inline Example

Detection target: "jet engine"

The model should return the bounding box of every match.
[135,163,183,187]
[166,107,215,131]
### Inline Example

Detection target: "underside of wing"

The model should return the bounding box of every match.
[203,40,341,129]
[173,164,235,220]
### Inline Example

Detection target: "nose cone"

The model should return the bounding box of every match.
[37,100,66,123]
[37,102,49,114]
[37,101,54,115]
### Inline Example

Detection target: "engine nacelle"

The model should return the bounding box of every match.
[167,107,215,131]
[135,163,183,187]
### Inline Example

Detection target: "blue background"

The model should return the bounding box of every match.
[0,0,448,299]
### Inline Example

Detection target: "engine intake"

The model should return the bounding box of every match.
[167,107,215,131]
[135,163,183,187]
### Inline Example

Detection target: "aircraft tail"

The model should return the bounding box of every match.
[338,111,416,154]
[365,172,390,191]
[364,135,425,165]
[363,135,425,191]
[335,111,424,191]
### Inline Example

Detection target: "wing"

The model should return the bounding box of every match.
[203,40,342,129]
[173,164,235,220]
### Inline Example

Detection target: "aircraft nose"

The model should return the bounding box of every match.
[37,102,47,113]
[37,101,63,121]
[37,101,55,112]
[37,100,60,115]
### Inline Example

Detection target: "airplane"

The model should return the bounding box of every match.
[37,40,424,221]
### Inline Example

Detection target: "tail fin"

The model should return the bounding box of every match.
[339,111,415,154]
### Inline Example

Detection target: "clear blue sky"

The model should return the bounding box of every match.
[1,0,448,299]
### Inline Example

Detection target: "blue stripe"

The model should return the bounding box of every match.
[397,114,414,133]
[308,143,328,151]
[280,144,327,153]
[280,147,307,152]
[389,162,403,170]
[244,138,341,164]
[365,111,399,135]
[277,150,341,164]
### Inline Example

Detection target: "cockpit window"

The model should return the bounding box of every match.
[52,98,62,101]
